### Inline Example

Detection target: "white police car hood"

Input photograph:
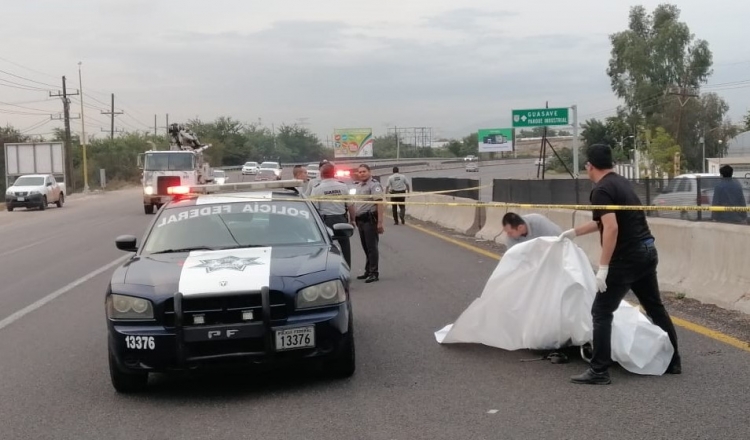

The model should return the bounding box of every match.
[122,245,330,295]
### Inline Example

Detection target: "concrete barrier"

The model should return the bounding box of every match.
[473,206,750,314]
[403,190,750,314]
[406,194,484,236]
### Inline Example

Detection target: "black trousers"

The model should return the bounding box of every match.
[322,214,351,268]
[356,212,379,276]
[390,190,406,223]
[590,239,681,372]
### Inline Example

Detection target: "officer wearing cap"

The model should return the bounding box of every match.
[352,163,384,283]
[310,162,353,267]
[304,159,330,196]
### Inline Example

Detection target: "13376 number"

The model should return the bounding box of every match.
[125,335,155,350]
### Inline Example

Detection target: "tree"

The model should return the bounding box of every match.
[743,110,750,132]
[607,4,713,129]
[647,127,681,177]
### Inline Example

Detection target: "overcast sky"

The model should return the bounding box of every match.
[1,0,749,142]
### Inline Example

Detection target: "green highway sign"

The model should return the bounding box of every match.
[512,108,569,128]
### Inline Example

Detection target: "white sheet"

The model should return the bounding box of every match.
[434,236,674,375]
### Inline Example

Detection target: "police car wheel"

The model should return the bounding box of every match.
[327,332,355,378]
[108,350,149,393]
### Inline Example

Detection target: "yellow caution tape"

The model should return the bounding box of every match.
[199,192,750,212]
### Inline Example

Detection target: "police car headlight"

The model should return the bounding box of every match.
[107,294,154,320]
[296,280,346,309]
[144,186,154,195]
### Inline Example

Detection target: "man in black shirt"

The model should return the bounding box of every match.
[559,144,681,384]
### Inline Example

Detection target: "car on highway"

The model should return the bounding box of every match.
[212,169,227,185]
[255,169,281,181]
[259,161,282,179]
[5,173,65,211]
[241,162,259,175]
[306,163,320,179]
[106,179,356,393]
[465,161,479,172]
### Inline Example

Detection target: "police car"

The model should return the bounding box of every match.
[106,180,356,393]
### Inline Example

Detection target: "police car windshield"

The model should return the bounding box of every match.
[142,200,324,254]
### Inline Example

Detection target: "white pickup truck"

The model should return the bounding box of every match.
[4,173,65,211]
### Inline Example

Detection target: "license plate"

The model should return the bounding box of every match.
[17,197,24,201]
[275,326,315,351]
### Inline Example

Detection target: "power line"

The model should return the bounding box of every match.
[100,93,124,140]
[49,76,79,192]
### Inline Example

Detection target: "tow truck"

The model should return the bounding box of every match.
[139,124,214,214]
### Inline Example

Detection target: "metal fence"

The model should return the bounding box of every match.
[412,177,480,200]
[491,176,750,224]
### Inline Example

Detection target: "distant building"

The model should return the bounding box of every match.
[726,131,750,157]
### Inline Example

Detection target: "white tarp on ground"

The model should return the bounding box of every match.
[434,236,674,375]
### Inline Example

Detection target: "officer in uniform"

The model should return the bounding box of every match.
[310,162,352,268]
[385,166,410,225]
[304,159,330,196]
[351,164,385,283]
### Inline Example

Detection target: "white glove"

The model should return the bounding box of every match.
[595,265,609,292]
[559,228,577,241]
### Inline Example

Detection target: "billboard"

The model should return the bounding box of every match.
[477,128,513,153]
[333,128,373,158]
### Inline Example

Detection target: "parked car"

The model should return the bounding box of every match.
[651,173,750,220]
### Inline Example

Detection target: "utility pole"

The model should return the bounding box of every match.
[50,76,79,193]
[667,85,699,144]
[100,93,124,140]
[78,62,89,193]
[166,113,169,135]
[154,114,157,138]
[571,104,579,177]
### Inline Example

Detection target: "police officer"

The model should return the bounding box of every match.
[310,162,352,268]
[385,166,410,225]
[561,144,681,385]
[350,163,384,283]
[304,159,329,196]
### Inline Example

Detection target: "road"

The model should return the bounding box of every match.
[0,188,748,439]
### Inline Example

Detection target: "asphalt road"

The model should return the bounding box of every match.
[0,188,749,439]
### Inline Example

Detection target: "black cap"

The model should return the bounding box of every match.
[585,144,613,170]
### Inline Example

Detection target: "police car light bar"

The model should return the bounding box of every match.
[182,179,306,194]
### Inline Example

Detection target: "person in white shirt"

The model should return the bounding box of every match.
[385,167,410,225]
[502,212,562,249]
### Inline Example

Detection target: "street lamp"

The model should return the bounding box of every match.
[700,126,722,173]
[78,61,89,193]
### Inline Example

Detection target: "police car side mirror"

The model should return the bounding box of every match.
[332,223,354,239]
[115,235,138,252]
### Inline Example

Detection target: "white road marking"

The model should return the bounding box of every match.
[487,409,499,414]
[0,254,131,331]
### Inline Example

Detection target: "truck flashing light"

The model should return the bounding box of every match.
[167,186,190,195]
